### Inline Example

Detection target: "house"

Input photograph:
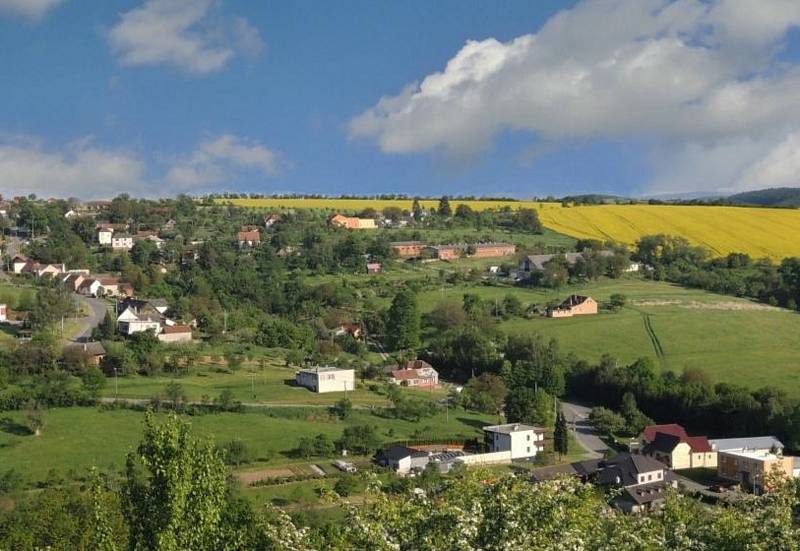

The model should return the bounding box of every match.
[333,323,363,339]
[35,263,66,278]
[295,366,355,393]
[717,449,800,492]
[97,276,121,296]
[0,303,6,322]
[11,255,29,273]
[78,278,103,297]
[483,423,546,460]
[391,360,439,388]
[329,214,377,230]
[63,341,106,365]
[264,213,282,227]
[162,219,177,231]
[547,295,598,318]
[710,436,784,454]
[595,453,676,514]
[136,232,165,249]
[390,241,428,258]
[97,228,114,245]
[237,229,261,247]
[376,445,430,475]
[111,234,134,251]
[640,427,717,470]
[158,324,193,343]
[116,299,169,335]
[62,273,87,292]
[366,262,382,274]
[426,243,517,261]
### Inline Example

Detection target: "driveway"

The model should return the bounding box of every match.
[72,296,109,342]
[561,401,609,458]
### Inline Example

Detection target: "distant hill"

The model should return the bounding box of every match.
[727,187,800,207]
[560,194,629,204]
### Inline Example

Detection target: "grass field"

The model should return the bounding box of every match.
[219,198,800,259]
[0,406,495,483]
[99,363,447,406]
[413,279,800,392]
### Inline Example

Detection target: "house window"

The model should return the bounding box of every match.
[526,434,531,441]
[527,447,531,453]
[648,474,652,481]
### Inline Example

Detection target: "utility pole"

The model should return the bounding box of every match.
[250,371,255,399]
[114,368,118,399]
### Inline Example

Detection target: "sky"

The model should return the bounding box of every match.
[0,0,799,200]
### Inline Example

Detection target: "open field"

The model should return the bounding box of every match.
[412,279,800,393]
[537,204,800,259]
[0,406,495,483]
[220,198,800,259]
[99,363,447,406]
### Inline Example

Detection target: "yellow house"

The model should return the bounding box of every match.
[640,424,717,470]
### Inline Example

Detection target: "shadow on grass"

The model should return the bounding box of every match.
[0,417,33,436]
[457,417,490,430]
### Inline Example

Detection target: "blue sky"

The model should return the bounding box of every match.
[0,0,798,199]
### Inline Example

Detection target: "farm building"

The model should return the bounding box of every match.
[0,303,6,322]
[390,241,428,258]
[427,243,516,260]
[295,366,355,393]
[330,214,377,230]
[158,325,193,343]
[548,295,598,318]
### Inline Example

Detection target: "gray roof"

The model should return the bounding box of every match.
[483,423,545,435]
[65,341,106,356]
[620,482,671,505]
[523,250,613,271]
[379,445,428,461]
[710,436,784,452]
[596,453,667,487]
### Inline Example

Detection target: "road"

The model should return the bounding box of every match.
[561,401,609,458]
[72,296,109,342]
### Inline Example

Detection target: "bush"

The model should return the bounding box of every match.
[333,475,359,497]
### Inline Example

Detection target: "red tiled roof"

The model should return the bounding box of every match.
[643,424,688,442]
[685,436,713,453]
[401,359,433,371]
[391,369,421,381]
[238,230,260,241]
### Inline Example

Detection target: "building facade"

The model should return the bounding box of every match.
[483,424,545,459]
[295,367,355,393]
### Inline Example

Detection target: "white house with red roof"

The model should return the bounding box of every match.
[391,360,439,388]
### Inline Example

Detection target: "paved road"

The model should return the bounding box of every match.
[72,296,109,342]
[561,401,609,458]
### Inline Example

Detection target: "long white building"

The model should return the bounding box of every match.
[295,367,355,393]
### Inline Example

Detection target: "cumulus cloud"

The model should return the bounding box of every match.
[0,137,147,199]
[108,0,262,74]
[165,134,285,189]
[350,0,800,192]
[0,134,284,199]
[0,0,64,19]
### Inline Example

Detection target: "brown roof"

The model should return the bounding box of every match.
[238,230,260,241]
[401,359,433,371]
[162,325,192,334]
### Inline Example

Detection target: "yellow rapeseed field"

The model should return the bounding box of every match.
[217,198,800,259]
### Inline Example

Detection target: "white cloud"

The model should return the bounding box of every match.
[0,0,64,19]
[165,134,285,189]
[0,137,147,199]
[0,133,284,199]
[108,0,262,74]
[350,0,800,192]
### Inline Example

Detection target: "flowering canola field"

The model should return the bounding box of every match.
[218,198,800,259]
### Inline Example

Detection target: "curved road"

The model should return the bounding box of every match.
[561,401,609,458]
[73,296,109,342]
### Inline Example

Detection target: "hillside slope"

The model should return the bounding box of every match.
[727,187,800,207]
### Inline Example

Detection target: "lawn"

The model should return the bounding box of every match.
[0,406,495,484]
[412,278,800,393]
